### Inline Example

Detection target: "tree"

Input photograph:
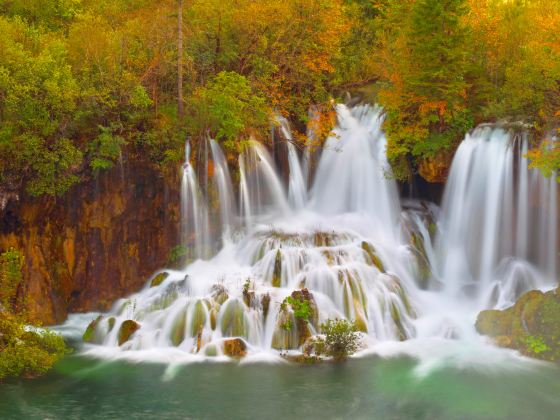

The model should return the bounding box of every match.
[375,0,472,180]
[177,0,185,120]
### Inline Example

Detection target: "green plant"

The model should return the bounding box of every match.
[0,311,69,380]
[88,125,125,172]
[321,318,360,361]
[524,335,551,355]
[0,248,24,312]
[281,319,293,332]
[285,296,312,322]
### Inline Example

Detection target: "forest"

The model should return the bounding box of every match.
[1,0,559,200]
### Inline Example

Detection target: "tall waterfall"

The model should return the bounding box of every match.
[79,105,559,365]
[436,127,558,308]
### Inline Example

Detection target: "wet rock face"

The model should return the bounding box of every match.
[476,287,560,362]
[0,161,180,325]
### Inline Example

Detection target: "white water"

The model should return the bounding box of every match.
[436,127,558,309]
[74,105,558,371]
[181,143,211,260]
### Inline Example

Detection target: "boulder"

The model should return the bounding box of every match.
[83,315,104,343]
[118,320,140,346]
[170,310,186,346]
[189,300,208,336]
[223,338,247,358]
[476,287,560,362]
[220,299,248,338]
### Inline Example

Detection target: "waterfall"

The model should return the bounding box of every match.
[276,115,308,210]
[310,104,400,241]
[238,141,290,224]
[81,104,422,358]
[181,142,211,261]
[209,139,236,240]
[436,127,558,308]
[78,105,559,365]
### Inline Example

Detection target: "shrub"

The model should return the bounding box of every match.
[284,296,312,322]
[0,311,69,380]
[321,318,360,361]
[0,248,24,311]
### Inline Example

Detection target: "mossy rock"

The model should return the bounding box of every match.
[261,293,271,319]
[107,317,116,332]
[409,233,431,289]
[291,288,319,329]
[170,310,186,346]
[390,302,408,341]
[223,338,247,358]
[83,315,104,343]
[118,320,140,346]
[150,272,170,288]
[338,269,369,332]
[271,309,297,350]
[386,275,416,319]
[476,287,560,362]
[189,300,208,337]
[220,300,248,338]
[361,241,385,273]
[204,344,218,357]
[272,250,282,287]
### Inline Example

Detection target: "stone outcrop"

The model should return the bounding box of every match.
[476,287,560,362]
[222,338,247,358]
[0,160,180,325]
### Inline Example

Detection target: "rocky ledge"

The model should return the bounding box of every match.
[476,287,560,362]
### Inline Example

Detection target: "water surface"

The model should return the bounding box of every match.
[1,355,558,419]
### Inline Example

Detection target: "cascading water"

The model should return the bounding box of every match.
[276,115,308,210]
[181,142,211,261]
[209,139,236,241]
[238,141,290,225]
[78,104,558,369]
[436,127,558,309]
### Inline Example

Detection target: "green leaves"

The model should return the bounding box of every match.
[0,248,24,311]
[320,318,360,361]
[0,311,69,380]
[88,126,125,172]
[27,138,83,196]
[189,71,268,153]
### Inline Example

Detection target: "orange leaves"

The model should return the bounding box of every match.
[419,101,447,117]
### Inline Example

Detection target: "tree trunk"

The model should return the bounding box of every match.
[177,0,184,120]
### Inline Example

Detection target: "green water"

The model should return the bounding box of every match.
[1,355,559,419]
